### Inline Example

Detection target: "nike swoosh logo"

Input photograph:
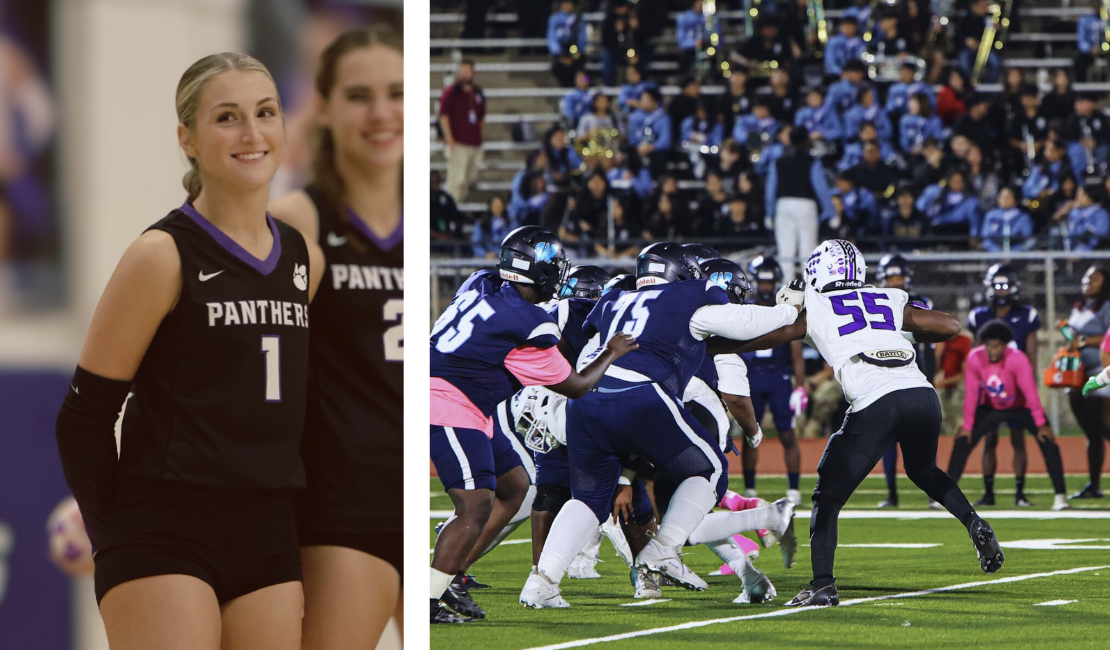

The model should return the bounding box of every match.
[327,232,348,247]
[71,385,79,395]
[198,270,225,282]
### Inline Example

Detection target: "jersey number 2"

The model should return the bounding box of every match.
[831,291,895,336]
[383,298,404,362]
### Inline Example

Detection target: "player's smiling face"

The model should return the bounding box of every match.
[321,45,403,170]
[182,70,284,194]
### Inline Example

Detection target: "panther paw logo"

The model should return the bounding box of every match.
[293,264,308,291]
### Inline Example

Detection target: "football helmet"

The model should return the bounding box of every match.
[805,239,867,293]
[701,258,752,305]
[983,263,1020,307]
[499,226,571,299]
[748,255,783,303]
[513,386,567,454]
[559,265,610,301]
[876,253,913,288]
[683,243,722,265]
[635,242,704,289]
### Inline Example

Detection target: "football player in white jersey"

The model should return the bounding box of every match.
[727,240,1004,607]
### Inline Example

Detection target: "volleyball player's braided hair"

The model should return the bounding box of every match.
[176,53,278,202]
[312,24,403,235]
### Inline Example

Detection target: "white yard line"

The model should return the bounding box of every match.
[1033,599,1078,606]
[519,565,1110,650]
[620,599,671,607]
[429,509,1110,520]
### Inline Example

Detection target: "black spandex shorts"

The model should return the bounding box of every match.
[94,478,301,605]
[299,420,403,579]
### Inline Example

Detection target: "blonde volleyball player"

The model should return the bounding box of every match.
[55,54,323,649]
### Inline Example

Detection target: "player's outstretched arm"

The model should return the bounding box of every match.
[548,333,638,398]
[722,393,761,445]
[902,305,960,343]
[705,311,809,355]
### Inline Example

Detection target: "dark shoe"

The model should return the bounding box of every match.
[974,493,995,507]
[442,582,486,619]
[877,495,898,508]
[1014,495,1033,507]
[1071,483,1104,499]
[969,518,1004,574]
[457,572,492,590]
[785,583,839,607]
[431,599,475,623]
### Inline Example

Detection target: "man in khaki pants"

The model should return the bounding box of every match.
[438,60,486,202]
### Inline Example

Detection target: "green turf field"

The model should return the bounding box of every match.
[430,475,1110,649]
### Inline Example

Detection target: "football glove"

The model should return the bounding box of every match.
[745,425,763,449]
[776,280,805,308]
[789,386,808,417]
[1083,368,1110,396]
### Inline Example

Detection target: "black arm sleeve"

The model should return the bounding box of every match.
[55,366,132,551]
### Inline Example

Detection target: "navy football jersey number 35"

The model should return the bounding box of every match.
[432,289,496,353]
[606,290,661,340]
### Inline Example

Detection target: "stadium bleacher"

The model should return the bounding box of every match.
[430,0,1110,261]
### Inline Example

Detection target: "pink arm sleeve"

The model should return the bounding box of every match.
[1013,352,1047,427]
[962,352,982,432]
[1101,330,1110,354]
[504,345,573,387]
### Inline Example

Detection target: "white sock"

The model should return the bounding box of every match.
[431,567,454,600]
[578,526,603,560]
[656,477,716,548]
[686,508,778,545]
[707,540,751,581]
[536,499,602,584]
[478,485,537,559]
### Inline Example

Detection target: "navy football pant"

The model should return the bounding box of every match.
[566,383,726,523]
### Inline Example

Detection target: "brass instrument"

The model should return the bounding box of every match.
[743,0,761,39]
[748,60,780,79]
[696,0,727,81]
[806,0,829,48]
[575,126,620,162]
[863,53,926,82]
[922,0,955,62]
[971,2,1005,84]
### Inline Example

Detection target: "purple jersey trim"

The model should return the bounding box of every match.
[179,202,282,275]
[348,208,403,252]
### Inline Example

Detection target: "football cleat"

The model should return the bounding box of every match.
[877,495,898,508]
[785,583,839,607]
[459,573,491,590]
[441,582,485,619]
[968,518,1004,574]
[772,498,798,568]
[568,552,602,579]
[715,535,761,575]
[431,600,475,624]
[735,568,777,604]
[1014,495,1033,508]
[1052,494,1071,511]
[631,566,662,599]
[786,489,802,506]
[1071,483,1104,499]
[520,567,570,609]
[974,493,995,507]
[635,537,707,591]
[601,520,636,567]
[744,488,758,499]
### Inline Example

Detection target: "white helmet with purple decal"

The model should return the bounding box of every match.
[805,239,867,293]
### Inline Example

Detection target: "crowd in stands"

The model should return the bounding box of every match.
[432,0,1110,262]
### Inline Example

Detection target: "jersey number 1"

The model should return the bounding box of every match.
[831,291,895,336]
[261,335,281,401]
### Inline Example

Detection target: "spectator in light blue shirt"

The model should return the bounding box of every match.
[1076,1,1109,81]
[980,187,1036,252]
[844,85,893,145]
[1066,185,1110,251]
[1023,138,1076,201]
[628,88,672,151]
[676,0,720,72]
[831,172,880,234]
[885,62,935,118]
[680,102,724,151]
[824,59,868,118]
[732,99,780,148]
[899,92,944,154]
[548,0,587,86]
[795,87,843,143]
[824,17,865,77]
[916,170,982,240]
[472,195,511,257]
[561,71,595,128]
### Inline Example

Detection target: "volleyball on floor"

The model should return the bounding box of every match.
[47,496,92,564]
